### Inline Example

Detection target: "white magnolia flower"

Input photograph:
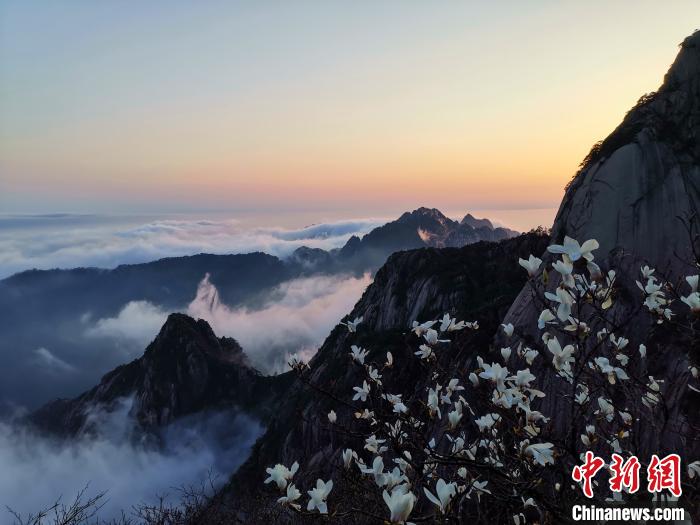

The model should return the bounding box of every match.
[544,287,575,322]
[385,352,394,367]
[687,275,699,293]
[424,328,449,345]
[447,403,463,429]
[368,366,382,383]
[475,413,500,432]
[681,291,700,312]
[342,449,355,469]
[361,456,387,487]
[327,410,337,423]
[353,381,371,402]
[502,323,514,337]
[688,461,700,479]
[510,368,536,388]
[552,258,575,287]
[479,362,509,391]
[547,236,599,262]
[501,347,512,361]
[640,265,655,279]
[427,387,441,418]
[469,372,479,386]
[424,478,457,513]
[440,313,455,332]
[383,484,416,524]
[595,397,615,422]
[365,434,387,454]
[342,316,363,332]
[547,337,575,375]
[642,376,663,408]
[264,461,299,490]
[538,309,556,329]
[594,356,628,384]
[307,479,333,514]
[412,320,436,336]
[350,345,369,364]
[519,254,542,277]
[610,334,628,350]
[415,344,433,359]
[277,483,302,510]
[523,348,539,365]
[575,384,590,405]
[639,344,647,358]
[525,442,555,466]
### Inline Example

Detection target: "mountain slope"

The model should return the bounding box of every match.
[30,314,293,437]
[553,31,700,274]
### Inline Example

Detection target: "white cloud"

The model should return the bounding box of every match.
[0,398,262,521]
[86,301,168,347]
[0,215,386,278]
[33,347,76,374]
[87,273,371,373]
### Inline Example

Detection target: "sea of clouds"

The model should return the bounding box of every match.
[0,398,263,521]
[88,272,372,374]
[0,213,386,279]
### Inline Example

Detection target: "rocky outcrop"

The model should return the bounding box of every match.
[30,314,292,437]
[500,31,700,461]
[553,31,700,275]
[226,232,550,513]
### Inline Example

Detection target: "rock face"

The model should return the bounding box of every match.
[30,314,291,437]
[226,232,550,515]
[552,31,700,275]
[501,32,700,460]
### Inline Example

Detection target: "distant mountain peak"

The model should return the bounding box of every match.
[460,213,494,230]
[397,207,452,225]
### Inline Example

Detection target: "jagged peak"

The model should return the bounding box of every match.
[397,207,451,224]
[146,312,248,366]
[460,213,494,230]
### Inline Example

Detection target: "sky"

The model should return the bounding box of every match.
[1,1,699,218]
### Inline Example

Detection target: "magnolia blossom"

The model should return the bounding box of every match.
[265,461,299,490]
[479,361,509,391]
[469,372,479,386]
[469,480,491,502]
[415,344,433,359]
[688,461,700,479]
[277,483,302,510]
[525,442,555,466]
[307,479,333,514]
[502,323,514,337]
[327,410,337,423]
[475,413,500,432]
[424,328,449,345]
[342,449,354,469]
[681,291,700,312]
[350,345,369,364]
[411,320,436,336]
[639,344,647,358]
[523,348,539,365]
[538,309,556,329]
[424,478,457,513]
[544,287,575,322]
[687,275,699,293]
[547,337,575,376]
[352,381,371,402]
[593,357,628,384]
[383,484,415,524]
[595,397,615,422]
[386,352,394,367]
[447,402,463,429]
[501,347,512,361]
[519,254,542,277]
[342,316,363,332]
[547,236,599,262]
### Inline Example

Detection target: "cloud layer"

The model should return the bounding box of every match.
[89,272,371,374]
[0,214,386,279]
[0,398,262,521]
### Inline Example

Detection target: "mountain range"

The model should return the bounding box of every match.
[15,28,700,525]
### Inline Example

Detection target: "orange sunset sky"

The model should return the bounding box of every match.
[1,1,699,227]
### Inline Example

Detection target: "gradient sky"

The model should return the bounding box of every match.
[1,1,699,217]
